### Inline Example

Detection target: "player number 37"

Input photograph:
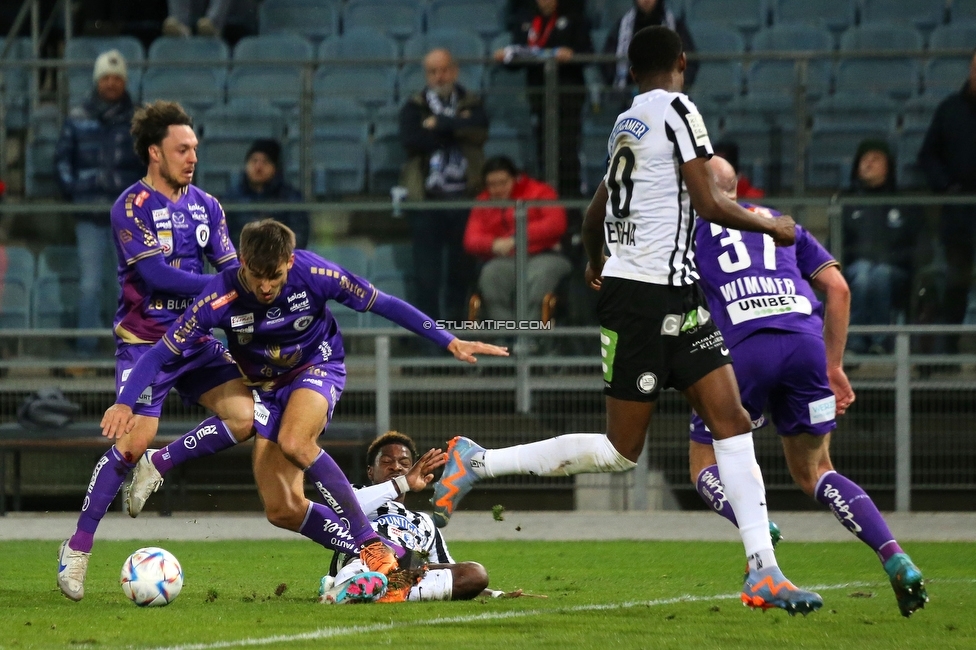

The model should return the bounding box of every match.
[709,223,777,274]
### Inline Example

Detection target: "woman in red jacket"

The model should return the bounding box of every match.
[463,156,571,322]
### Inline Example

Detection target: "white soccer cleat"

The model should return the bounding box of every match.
[125,449,164,518]
[318,571,388,604]
[57,539,90,601]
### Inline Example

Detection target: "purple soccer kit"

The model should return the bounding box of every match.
[118,249,455,555]
[690,205,904,565]
[69,183,241,555]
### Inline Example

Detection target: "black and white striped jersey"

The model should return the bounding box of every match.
[328,483,454,576]
[601,89,713,286]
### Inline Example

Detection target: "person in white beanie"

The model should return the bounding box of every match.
[54,48,142,360]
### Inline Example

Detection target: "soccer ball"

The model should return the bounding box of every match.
[120,547,184,607]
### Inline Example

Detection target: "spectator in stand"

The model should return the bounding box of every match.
[842,139,922,354]
[162,0,230,36]
[602,0,696,91]
[713,140,764,200]
[223,139,309,250]
[495,0,593,197]
[463,156,570,322]
[400,48,488,326]
[55,49,143,357]
[918,49,976,350]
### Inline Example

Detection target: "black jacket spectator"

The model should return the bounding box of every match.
[601,0,696,89]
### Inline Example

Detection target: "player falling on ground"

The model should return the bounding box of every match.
[432,26,823,615]
[101,219,508,600]
[322,431,503,604]
[688,155,927,617]
[58,101,256,601]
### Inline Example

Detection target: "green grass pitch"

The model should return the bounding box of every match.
[4,540,975,649]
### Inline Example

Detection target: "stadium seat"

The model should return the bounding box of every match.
[688,21,746,54]
[901,93,943,129]
[770,0,854,32]
[860,0,944,31]
[720,94,796,191]
[949,0,976,23]
[685,0,767,35]
[64,36,144,104]
[197,99,285,194]
[0,246,35,329]
[748,25,833,99]
[811,92,899,133]
[258,0,339,41]
[924,57,971,100]
[312,67,398,108]
[483,120,531,173]
[143,37,230,113]
[807,124,891,190]
[310,243,372,330]
[896,125,929,189]
[836,24,924,100]
[0,37,29,130]
[368,118,406,195]
[687,61,743,102]
[580,118,610,198]
[484,36,534,126]
[25,104,61,199]
[342,0,424,41]
[318,27,398,63]
[427,0,503,40]
[33,246,80,329]
[302,126,368,196]
[228,34,314,109]
[362,243,413,326]
[929,23,976,51]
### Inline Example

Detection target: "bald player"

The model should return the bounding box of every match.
[688,155,927,618]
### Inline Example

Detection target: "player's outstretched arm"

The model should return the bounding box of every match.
[447,339,509,364]
[811,265,856,415]
[682,157,795,246]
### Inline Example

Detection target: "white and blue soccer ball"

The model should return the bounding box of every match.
[120,547,184,607]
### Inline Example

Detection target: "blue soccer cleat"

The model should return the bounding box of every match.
[884,553,928,617]
[741,566,823,616]
[432,436,484,528]
[318,571,388,604]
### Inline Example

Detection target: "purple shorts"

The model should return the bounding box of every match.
[690,330,837,444]
[116,338,243,418]
[251,360,347,442]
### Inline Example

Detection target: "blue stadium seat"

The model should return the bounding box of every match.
[368,118,406,195]
[950,0,976,23]
[720,94,796,191]
[807,124,891,190]
[685,0,767,34]
[580,118,610,198]
[33,246,80,329]
[228,34,314,108]
[318,27,398,62]
[25,104,61,199]
[364,243,414,325]
[836,24,924,99]
[427,0,503,40]
[924,57,971,100]
[860,0,944,30]
[197,100,285,194]
[929,22,976,50]
[896,125,929,189]
[342,0,424,41]
[310,243,372,330]
[901,93,943,129]
[687,61,743,102]
[143,37,230,114]
[811,92,899,133]
[748,25,833,99]
[483,120,533,175]
[313,67,398,108]
[688,21,746,53]
[0,246,35,329]
[770,0,854,32]
[259,0,339,41]
[484,36,534,126]
[64,36,144,104]
[303,126,368,196]
[0,37,30,129]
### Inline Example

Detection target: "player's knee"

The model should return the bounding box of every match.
[453,562,489,600]
[264,501,304,531]
[592,435,638,471]
[224,412,254,443]
[709,407,753,439]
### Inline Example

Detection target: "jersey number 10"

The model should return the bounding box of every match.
[607,146,635,218]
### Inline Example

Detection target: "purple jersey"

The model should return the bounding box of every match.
[162,249,375,387]
[111,181,237,344]
[693,205,838,348]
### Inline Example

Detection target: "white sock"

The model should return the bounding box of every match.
[481,434,636,478]
[712,432,777,569]
[408,568,453,601]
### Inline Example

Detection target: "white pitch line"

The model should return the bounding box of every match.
[151,580,886,650]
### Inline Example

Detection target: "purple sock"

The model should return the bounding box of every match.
[304,450,375,548]
[70,447,135,553]
[151,416,238,475]
[815,470,904,563]
[696,464,738,527]
[298,502,364,554]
